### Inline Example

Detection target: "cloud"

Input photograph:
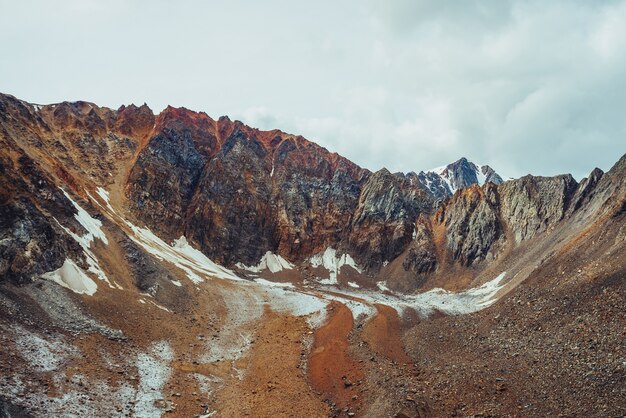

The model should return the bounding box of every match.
[1,0,625,180]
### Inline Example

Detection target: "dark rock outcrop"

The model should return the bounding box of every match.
[126,125,208,238]
[350,169,432,269]
[0,140,83,285]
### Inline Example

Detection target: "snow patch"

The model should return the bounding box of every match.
[348,281,360,288]
[54,189,114,290]
[42,258,98,296]
[332,272,508,317]
[238,251,294,273]
[322,293,376,320]
[134,341,173,418]
[148,300,172,312]
[399,272,508,315]
[476,166,487,185]
[376,281,391,292]
[95,187,114,211]
[429,165,455,193]
[61,188,107,245]
[309,247,362,285]
[201,286,263,363]
[12,325,79,372]
[259,286,328,318]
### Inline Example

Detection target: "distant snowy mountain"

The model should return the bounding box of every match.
[411,158,503,200]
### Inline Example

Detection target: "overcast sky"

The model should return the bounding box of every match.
[1,0,625,179]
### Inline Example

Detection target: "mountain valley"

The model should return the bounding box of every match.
[0,93,624,417]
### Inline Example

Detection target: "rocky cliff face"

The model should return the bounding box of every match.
[125,105,435,268]
[435,183,503,267]
[349,168,431,269]
[499,174,578,243]
[410,160,624,276]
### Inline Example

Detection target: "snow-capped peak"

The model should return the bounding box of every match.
[417,158,503,200]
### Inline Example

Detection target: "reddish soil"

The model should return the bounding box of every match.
[216,308,329,417]
[308,302,364,415]
[362,304,411,365]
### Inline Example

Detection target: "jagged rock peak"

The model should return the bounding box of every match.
[410,157,503,201]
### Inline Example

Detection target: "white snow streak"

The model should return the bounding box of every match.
[95,187,114,211]
[327,272,508,317]
[124,226,241,284]
[61,188,108,246]
[42,188,116,294]
[376,281,391,292]
[253,278,294,288]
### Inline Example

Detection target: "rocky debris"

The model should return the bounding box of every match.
[23,281,125,339]
[404,270,626,416]
[0,397,34,418]
[403,202,626,417]
[120,236,178,293]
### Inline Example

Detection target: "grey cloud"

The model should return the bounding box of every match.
[1,0,625,180]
